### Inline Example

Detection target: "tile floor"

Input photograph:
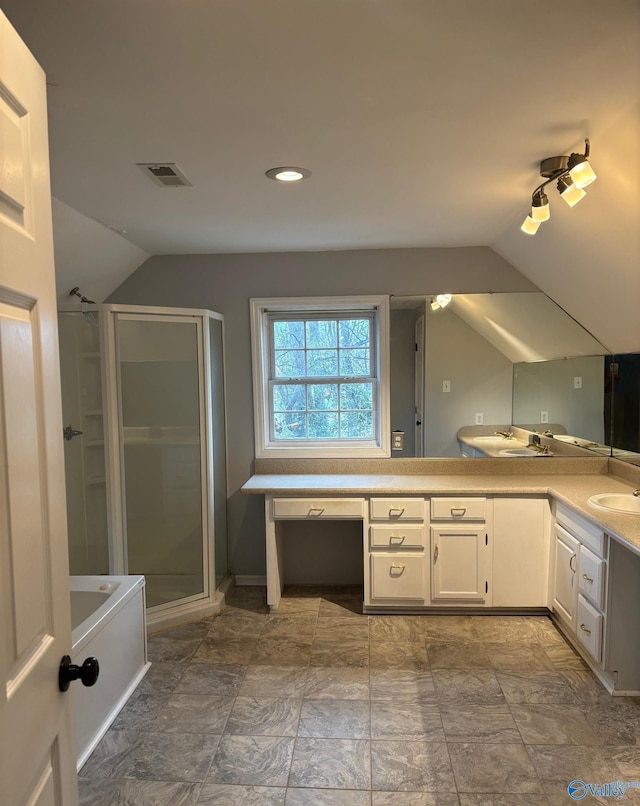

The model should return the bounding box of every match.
[79,586,640,805]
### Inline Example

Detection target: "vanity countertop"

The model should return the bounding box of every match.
[241,471,640,557]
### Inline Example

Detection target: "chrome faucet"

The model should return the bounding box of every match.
[633,490,640,497]
[494,430,514,439]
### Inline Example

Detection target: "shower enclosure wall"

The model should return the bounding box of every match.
[58,304,228,629]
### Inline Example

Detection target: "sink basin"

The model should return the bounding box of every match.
[474,435,513,442]
[499,447,539,456]
[588,493,640,515]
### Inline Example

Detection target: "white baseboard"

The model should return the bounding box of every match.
[234,575,267,587]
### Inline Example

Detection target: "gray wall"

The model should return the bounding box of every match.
[390,307,423,457]
[108,246,537,576]
[424,308,514,457]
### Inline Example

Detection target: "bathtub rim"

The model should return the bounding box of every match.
[71,574,145,656]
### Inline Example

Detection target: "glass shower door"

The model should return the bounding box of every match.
[116,314,206,609]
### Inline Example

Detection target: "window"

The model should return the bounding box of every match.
[251,296,390,457]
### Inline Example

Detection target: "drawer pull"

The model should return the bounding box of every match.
[451,507,467,516]
[389,507,405,517]
[433,544,439,562]
[308,507,325,517]
[389,535,406,545]
[389,563,405,577]
[582,573,594,583]
[569,553,577,572]
[579,623,592,635]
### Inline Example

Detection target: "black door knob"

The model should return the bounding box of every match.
[59,655,100,692]
[416,420,422,426]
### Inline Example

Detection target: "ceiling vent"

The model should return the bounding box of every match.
[137,163,192,188]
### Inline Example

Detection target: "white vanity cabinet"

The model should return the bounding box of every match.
[552,502,607,663]
[366,497,428,605]
[429,497,491,604]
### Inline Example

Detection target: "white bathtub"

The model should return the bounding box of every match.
[70,575,150,769]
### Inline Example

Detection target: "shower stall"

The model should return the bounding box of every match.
[58,304,228,628]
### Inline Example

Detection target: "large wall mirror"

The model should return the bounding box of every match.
[390,292,639,464]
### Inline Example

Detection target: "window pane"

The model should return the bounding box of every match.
[273,384,306,412]
[306,320,337,349]
[340,411,373,438]
[274,349,305,378]
[339,348,370,376]
[340,382,373,411]
[307,349,338,377]
[273,320,305,349]
[339,319,370,348]
[274,411,307,439]
[309,412,339,439]
[307,384,338,411]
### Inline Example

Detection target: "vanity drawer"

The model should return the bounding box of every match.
[271,497,364,520]
[579,545,606,610]
[370,553,425,600]
[430,497,487,521]
[556,502,605,557]
[577,594,603,663]
[370,525,425,549]
[369,498,425,522]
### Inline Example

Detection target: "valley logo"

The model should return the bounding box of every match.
[568,780,640,800]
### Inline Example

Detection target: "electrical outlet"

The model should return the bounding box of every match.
[540,411,549,423]
[574,376,582,389]
[443,380,451,393]
[392,431,404,451]
[475,412,484,425]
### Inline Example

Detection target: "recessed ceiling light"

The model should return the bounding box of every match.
[265,167,311,182]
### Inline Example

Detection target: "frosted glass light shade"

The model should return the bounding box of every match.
[521,215,541,235]
[560,181,586,207]
[435,294,452,308]
[569,159,597,189]
[531,202,550,222]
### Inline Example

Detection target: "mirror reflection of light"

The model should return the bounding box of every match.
[477,317,546,363]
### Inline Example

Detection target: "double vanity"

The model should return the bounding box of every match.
[242,457,640,695]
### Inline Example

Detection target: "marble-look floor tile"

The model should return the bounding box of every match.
[471,616,534,644]
[542,643,589,670]
[276,595,321,615]
[111,692,170,731]
[370,702,444,742]
[191,635,258,664]
[370,669,435,702]
[117,779,202,805]
[147,636,203,663]
[526,617,568,645]
[559,670,612,704]
[80,730,143,779]
[420,616,478,642]
[298,699,371,738]
[177,663,246,697]
[240,665,309,698]
[372,794,460,806]
[510,703,602,745]
[252,637,313,666]
[458,797,549,806]
[78,778,120,806]
[496,671,579,704]
[426,641,491,669]
[369,616,426,643]
[285,787,372,804]
[152,621,211,641]
[318,597,364,618]
[207,735,294,787]
[261,615,318,641]
[526,744,622,796]
[485,643,555,672]
[124,732,220,783]
[440,705,520,743]
[432,669,505,704]
[370,640,429,670]
[303,667,370,700]
[225,696,301,736]
[448,743,543,794]
[310,639,370,667]
[546,790,640,805]
[584,700,640,744]
[133,662,185,699]
[371,740,456,792]
[314,617,370,642]
[207,618,264,640]
[289,738,371,790]
[151,693,233,733]
[610,745,640,778]
[197,783,286,804]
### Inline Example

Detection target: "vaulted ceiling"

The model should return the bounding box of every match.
[3,0,639,351]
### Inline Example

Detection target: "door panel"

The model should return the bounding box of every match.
[0,11,78,805]
[431,526,487,601]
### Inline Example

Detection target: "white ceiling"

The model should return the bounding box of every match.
[3,0,639,349]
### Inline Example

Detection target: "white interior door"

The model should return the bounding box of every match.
[0,12,78,805]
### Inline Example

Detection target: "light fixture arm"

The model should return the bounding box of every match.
[529,138,590,202]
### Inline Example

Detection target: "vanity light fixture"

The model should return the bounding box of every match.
[265,166,312,182]
[520,138,596,235]
[430,293,452,311]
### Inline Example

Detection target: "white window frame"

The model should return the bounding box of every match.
[251,296,390,458]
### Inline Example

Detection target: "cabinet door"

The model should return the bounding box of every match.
[553,525,580,630]
[431,526,488,602]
